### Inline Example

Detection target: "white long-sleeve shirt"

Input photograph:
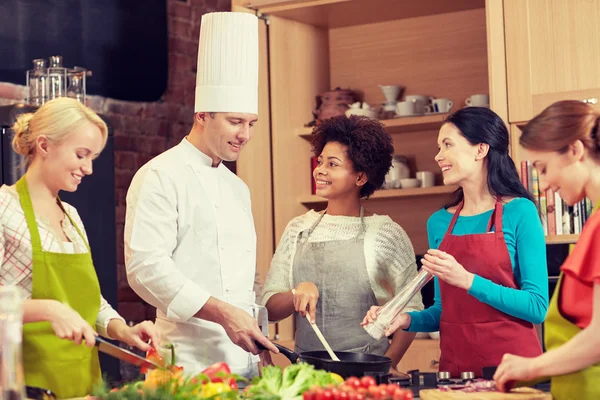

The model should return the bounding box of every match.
[0,185,123,337]
[124,138,261,375]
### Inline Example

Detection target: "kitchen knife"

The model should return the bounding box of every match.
[95,337,161,370]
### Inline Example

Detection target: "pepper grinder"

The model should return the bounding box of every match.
[363,269,433,340]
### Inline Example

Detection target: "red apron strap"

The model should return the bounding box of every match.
[486,199,504,233]
[445,201,464,236]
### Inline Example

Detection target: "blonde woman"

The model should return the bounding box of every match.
[0,98,159,398]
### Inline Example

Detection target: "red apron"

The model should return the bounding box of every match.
[438,200,542,377]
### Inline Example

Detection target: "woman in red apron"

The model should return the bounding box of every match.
[494,100,600,399]
[365,107,547,377]
[0,98,159,398]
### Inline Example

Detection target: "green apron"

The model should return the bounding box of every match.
[544,201,600,400]
[17,176,102,399]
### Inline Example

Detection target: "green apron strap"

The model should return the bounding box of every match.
[56,198,91,253]
[15,176,43,252]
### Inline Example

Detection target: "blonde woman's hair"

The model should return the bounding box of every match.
[12,97,108,166]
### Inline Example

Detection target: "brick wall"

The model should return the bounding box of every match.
[0,0,231,322]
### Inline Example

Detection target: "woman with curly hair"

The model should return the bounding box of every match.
[260,115,423,370]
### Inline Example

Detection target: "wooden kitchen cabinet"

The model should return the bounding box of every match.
[230,0,586,363]
[396,339,441,374]
[504,0,600,123]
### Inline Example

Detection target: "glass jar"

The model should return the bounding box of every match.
[47,56,66,100]
[0,286,25,400]
[26,59,48,106]
[67,68,86,104]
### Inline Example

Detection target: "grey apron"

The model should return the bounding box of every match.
[293,208,390,356]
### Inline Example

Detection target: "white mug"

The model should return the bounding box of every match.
[432,98,453,113]
[396,101,417,116]
[405,95,433,114]
[416,171,435,187]
[465,94,489,107]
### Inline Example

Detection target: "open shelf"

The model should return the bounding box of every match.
[245,0,485,29]
[299,185,457,205]
[297,113,450,139]
[545,234,579,245]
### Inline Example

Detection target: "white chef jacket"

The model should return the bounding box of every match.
[124,138,261,377]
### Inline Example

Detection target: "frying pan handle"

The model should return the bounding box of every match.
[255,340,300,363]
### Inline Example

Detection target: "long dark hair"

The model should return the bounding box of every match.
[443,107,533,208]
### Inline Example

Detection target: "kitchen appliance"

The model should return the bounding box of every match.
[390,369,551,399]
[0,103,119,382]
[95,337,160,371]
[257,342,391,378]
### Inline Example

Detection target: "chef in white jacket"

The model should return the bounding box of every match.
[124,11,278,378]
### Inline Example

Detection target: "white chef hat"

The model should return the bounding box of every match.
[194,12,259,115]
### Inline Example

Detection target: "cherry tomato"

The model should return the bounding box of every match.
[322,390,333,400]
[367,385,381,399]
[360,376,377,389]
[314,389,326,400]
[330,388,342,400]
[347,393,357,400]
[403,391,414,400]
[346,377,361,390]
[303,390,315,400]
[392,388,405,400]
[339,391,349,400]
[355,393,365,400]
[385,384,399,396]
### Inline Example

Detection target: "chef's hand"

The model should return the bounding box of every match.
[47,301,97,347]
[121,321,161,352]
[222,306,279,355]
[361,306,412,336]
[421,249,474,291]
[258,350,274,374]
[494,353,541,392]
[293,282,319,323]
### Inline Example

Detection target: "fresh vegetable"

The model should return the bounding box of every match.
[197,361,244,390]
[313,377,413,400]
[243,363,338,400]
[94,360,242,400]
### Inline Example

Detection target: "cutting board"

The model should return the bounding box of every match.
[419,387,552,399]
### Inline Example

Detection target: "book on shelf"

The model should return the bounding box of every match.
[520,160,591,238]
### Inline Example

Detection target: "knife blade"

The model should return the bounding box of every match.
[95,337,161,370]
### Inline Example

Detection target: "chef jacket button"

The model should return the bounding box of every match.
[220,246,225,250]
[225,288,230,292]
[214,203,219,208]
[246,248,251,253]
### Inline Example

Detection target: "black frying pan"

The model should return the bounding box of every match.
[257,341,391,378]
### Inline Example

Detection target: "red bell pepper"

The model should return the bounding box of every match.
[141,348,166,374]
[201,362,238,390]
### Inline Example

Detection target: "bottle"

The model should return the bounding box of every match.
[26,59,48,106]
[0,286,25,400]
[363,270,433,340]
[47,56,66,100]
[66,69,85,104]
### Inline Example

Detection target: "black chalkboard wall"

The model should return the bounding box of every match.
[0,0,168,102]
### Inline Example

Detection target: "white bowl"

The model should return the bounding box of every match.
[399,178,421,189]
[429,331,440,340]
[345,108,378,119]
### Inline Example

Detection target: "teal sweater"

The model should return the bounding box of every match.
[407,198,549,332]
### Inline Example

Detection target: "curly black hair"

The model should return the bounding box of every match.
[310,115,394,198]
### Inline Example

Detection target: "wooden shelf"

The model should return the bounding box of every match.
[546,234,579,245]
[246,0,485,29]
[297,113,450,139]
[299,185,457,204]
